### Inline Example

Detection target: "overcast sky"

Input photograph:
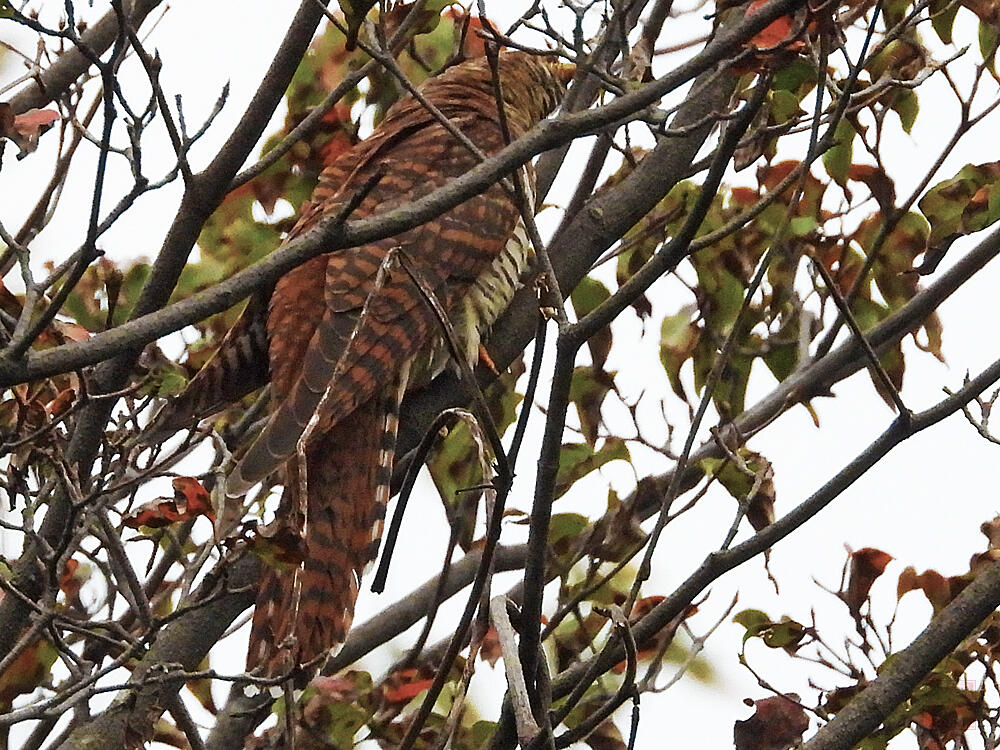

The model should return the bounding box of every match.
[3,2,1000,747]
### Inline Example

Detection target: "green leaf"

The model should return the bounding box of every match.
[549,512,590,559]
[762,338,798,383]
[882,0,913,29]
[733,608,771,644]
[856,734,891,750]
[698,449,772,504]
[317,699,369,747]
[733,609,805,649]
[714,349,754,418]
[569,366,615,446]
[891,88,919,133]
[554,439,630,499]
[141,362,190,398]
[760,618,806,648]
[426,360,524,548]
[919,162,1000,246]
[822,119,854,187]
[788,215,819,237]
[850,296,889,332]
[466,721,500,750]
[617,182,699,288]
[658,312,699,401]
[733,608,770,631]
[980,20,1000,74]
[341,0,379,48]
[772,58,817,94]
[570,275,611,316]
[929,0,960,44]
[571,276,613,370]
[702,268,745,334]
[769,89,804,124]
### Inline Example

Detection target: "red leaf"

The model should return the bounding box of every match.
[731,186,760,206]
[58,558,85,607]
[122,477,215,529]
[171,476,214,517]
[312,675,360,699]
[0,639,56,708]
[13,108,60,134]
[759,160,800,191]
[0,106,60,155]
[479,625,502,666]
[46,388,76,418]
[381,667,433,705]
[842,547,893,616]
[734,695,810,750]
[747,0,796,49]
[454,13,488,58]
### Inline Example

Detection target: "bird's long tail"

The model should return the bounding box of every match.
[140,293,271,445]
[246,385,401,676]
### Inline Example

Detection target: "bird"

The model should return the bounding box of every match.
[152,50,572,676]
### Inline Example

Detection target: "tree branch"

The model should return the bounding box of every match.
[0,0,808,387]
[543,347,1000,724]
[803,554,1000,750]
[0,0,333,670]
[6,0,164,115]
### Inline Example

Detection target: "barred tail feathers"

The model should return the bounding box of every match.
[246,377,405,675]
[140,295,270,445]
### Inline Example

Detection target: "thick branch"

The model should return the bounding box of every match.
[0,0,332,666]
[544,346,1000,714]
[6,0,163,114]
[803,553,1000,749]
[0,0,807,387]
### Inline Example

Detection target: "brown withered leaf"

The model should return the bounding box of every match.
[842,547,893,617]
[612,599,697,674]
[960,0,1000,25]
[589,486,647,563]
[0,103,60,156]
[981,515,1000,549]
[122,477,215,529]
[734,695,809,750]
[584,719,628,750]
[479,625,502,667]
[848,164,897,214]
[897,566,953,611]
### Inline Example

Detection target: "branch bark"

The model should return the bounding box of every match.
[0,0,332,666]
[6,0,164,114]
[803,554,1000,750]
[55,554,259,750]
[0,0,807,387]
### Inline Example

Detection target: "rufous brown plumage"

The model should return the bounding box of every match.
[156,51,571,676]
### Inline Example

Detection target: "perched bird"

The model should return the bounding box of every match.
[155,51,571,675]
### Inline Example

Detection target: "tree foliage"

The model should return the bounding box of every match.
[2,1,1000,749]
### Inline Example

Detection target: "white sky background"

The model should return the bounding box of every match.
[3,1,1000,748]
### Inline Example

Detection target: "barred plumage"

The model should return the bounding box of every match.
[157,51,571,676]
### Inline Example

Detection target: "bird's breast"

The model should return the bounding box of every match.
[409,210,534,385]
